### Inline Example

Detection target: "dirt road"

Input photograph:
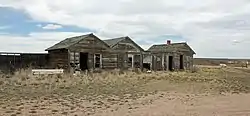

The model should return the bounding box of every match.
[1,93,250,116]
[96,92,250,116]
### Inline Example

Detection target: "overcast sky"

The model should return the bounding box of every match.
[0,0,250,58]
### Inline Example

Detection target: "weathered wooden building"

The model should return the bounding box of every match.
[145,40,196,71]
[45,33,195,72]
[103,36,145,70]
[45,33,118,72]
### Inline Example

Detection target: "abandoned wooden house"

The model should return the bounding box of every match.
[45,33,119,72]
[45,33,195,72]
[103,36,145,70]
[145,40,196,71]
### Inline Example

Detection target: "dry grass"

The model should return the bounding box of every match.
[0,67,250,115]
[1,67,250,99]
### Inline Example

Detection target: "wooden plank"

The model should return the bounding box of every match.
[32,69,64,75]
[102,54,118,57]
[48,50,69,69]
[102,61,117,64]
[67,49,70,72]
[160,54,163,70]
[70,46,107,50]
[102,63,117,66]
[69,49,112,53]
[102,66,117,68]
[140,53,143,70]
[88,53,94,69]
[102,58,118,61]
[102,64,117,67]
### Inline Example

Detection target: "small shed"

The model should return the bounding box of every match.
[146,41,196,71]
[45,33,118,72]
[103,36,145,70]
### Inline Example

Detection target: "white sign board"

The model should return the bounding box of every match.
[32,69,64,75]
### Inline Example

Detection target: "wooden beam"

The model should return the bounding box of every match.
[151,55,155,71]
[140,53,143,71]
[67,49,71,73]
[162,53,165,71]
[166,54,169,71]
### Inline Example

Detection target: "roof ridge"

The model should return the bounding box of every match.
[153,42,187,46]
[45,33,92,51]
[103,37,127,47]
[104,36,126,41]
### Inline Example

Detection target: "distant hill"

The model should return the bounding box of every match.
[194,58,249,67]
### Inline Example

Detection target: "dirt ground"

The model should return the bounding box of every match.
[1,92,250,116]
[1,67,250,116]
[100,92,250,116]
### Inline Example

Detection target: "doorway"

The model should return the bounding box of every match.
[80,52,88,71]
[168,56,173,71]
[180,55,184,70]
[143,63,151,70]
[128,54,133,68]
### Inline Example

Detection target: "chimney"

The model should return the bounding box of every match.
[167,40,171,45]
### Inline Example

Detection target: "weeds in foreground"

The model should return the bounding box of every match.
[1,67,250,115]
[0,67,250,102]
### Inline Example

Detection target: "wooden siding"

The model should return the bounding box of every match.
[145,51,194,71]
[102,54,118,69]
[48,49,69,69]
[110,38,143,70]
[154,55,162,71]
[113,44,139,52]
[47,35,147,71]
[112,38,141,52]
[46,34,195,72]
[67,36,118,70]
[134,54,141,68]
[117,53,125,69]
[88,53,94,69]
[69,36,110,53]
[173,53,180,70]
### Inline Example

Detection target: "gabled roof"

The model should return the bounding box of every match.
[103,36,145,52]
[147,42,196,54]
[45,33,110,51]
[103,37,125,47]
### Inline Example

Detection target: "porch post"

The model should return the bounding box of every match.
[162,53,165,71]
[132,54,134,69]
[140,52,143,71]
[151,55,155,71]
[166,53,169,71]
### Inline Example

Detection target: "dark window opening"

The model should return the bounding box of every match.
[95,54,101,68]
[168,56,173,71]
[80,52,88,71]
[128,56,133,68]
[143,63,151,70]
[180,55,184,70]
[128,57,132,63]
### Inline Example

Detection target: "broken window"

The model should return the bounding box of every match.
[128,57,132,63]
[94,54,101,68]
[127,54,134,68]
[134,55,140,68]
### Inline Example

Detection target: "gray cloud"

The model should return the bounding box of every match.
[196,13,250,30]
[1,0,250,58]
